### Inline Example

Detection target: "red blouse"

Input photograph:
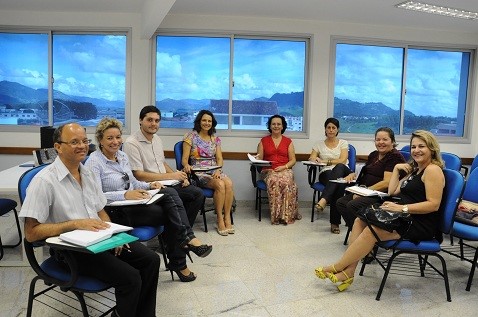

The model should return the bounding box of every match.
[261,135,292,170]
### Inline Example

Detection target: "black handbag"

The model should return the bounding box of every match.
[357,203,412,234]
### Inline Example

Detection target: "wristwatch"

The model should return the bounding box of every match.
[401,205,409,213]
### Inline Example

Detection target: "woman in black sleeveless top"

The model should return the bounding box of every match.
[314,130,445,292]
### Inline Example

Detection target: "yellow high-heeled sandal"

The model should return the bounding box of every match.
[314,264,336,280]
[327,271,354,292]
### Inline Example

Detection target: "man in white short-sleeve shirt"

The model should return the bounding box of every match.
[20,123,159,317]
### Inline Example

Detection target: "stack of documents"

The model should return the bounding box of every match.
[59,222,134,247]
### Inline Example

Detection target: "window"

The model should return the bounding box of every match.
[155,34,307,132]
[332,40,473,137]
[0,31,128,129]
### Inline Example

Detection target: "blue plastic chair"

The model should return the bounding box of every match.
[360,169,465,301]
[443,167,478,291]
[0,198,22,261]
[174,141,232,232]
[469,154,478,176]
[399,150,411,162]
[441,152,462,172]
[18,164,116,317]
[308,144,357,222]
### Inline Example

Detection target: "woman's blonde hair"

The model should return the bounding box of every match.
[95,117,123,145]
[410,130,444,169]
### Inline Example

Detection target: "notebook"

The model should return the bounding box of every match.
[59,222,133,247]
[107,190,163,206]
[247,153,272,165]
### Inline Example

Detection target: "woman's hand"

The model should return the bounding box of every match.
[183,164,192,174]
[394,163,413,174]
[344,173,356,183]
[114,244,131,256]
[213,170,222,179]
[273,165,288,172]
[182,178,190,187]
[124,189,151,200]
[380,201,402,213]
[149,181,165,189]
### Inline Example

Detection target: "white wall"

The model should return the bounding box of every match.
[1,10,478,201]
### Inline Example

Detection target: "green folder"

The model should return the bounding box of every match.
[86,232,139,254]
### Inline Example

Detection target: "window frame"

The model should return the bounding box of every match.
[0,27,132,134]
[151,30,311,138]
[328,36,476,144]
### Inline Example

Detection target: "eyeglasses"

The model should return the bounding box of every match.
[57,139,91,147]
[121,172,130,190]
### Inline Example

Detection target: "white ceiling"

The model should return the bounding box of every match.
[1,0,478,33]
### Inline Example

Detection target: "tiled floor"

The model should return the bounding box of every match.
[1,203,478,316]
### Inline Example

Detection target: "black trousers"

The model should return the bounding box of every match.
[106,191,189,271]
[336,193,382,227]
[318,163,352,225]
[70,241,159,317]
[172,184,204,226]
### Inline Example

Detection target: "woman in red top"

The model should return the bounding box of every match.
[256,115,300,224]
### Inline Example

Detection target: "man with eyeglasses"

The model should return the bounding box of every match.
[124,105,204,227]
[19,123,159,317]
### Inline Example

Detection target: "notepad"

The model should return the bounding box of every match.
[86,232,139,254]
[346,185,389,197]
[247,153,272,165]
[59,222,133,247]
[107,190,163,206]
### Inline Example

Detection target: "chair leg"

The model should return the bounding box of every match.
[0,237,3,261]
[310,190,317,222]
[201,196,208,233]
[71,291,89,317]
[343,226,351,245]
[466,247,478,291]
[157,235,169,270]
[258,189,262,222]
[1,208,22,248]
[375,251,401,300]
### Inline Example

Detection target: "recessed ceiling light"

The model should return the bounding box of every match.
[395,1,478,20]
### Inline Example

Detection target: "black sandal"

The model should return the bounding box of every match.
[172,268,197,282]
[186,244,213,258]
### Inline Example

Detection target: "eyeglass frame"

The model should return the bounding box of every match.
[57,139,92,147]
[121,172,131,190]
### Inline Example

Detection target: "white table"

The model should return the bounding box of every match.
[0,161,37,267]
[0,161,35,195]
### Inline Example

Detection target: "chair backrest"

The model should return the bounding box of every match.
[440,169,465,234]
[399,150,411,162]
[441,152,462,172]
[18,164,49,204]
[401,145,410,152]
[174,141,184,170]
[462,167,478,203]
[469,154,478,175]
[348,144,357,173]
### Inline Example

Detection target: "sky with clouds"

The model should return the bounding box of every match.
[335,43,466,118]
[0,33,466,120]
[156,36,306,101]
[0,33,126,101]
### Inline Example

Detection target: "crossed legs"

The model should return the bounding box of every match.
[316,218,400,287]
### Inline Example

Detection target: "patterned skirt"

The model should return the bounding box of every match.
[263,169,299,224]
